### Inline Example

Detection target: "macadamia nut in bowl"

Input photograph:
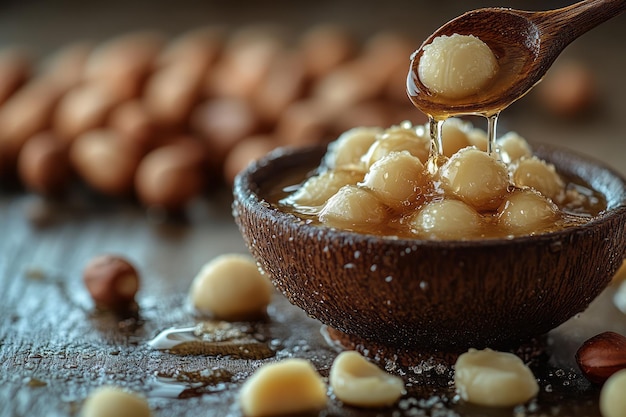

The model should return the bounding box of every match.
[233,121,626,363]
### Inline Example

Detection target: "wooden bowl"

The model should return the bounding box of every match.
[233,144,626,361]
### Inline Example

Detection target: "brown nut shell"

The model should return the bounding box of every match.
[17,132,71,196]
[0,79,64,177]
[83,255,140,309]
[143,64,202,128]
[108,100,157,151]
[190,98,259,165]
[223,135,277,186]
[54,83,120,143]
[576,331,626,385]
[0,47,32,106]
[70,129,142,196]
[134,139,207,211]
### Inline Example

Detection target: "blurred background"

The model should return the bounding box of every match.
[0,0,623,212]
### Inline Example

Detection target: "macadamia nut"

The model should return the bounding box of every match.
[418,34,498,100]
[454,348,539,407]
[512,156,564,202]
[439,147,509,211]
[319,185,388,229]
[329,351,404,407]
[324,126,381,171]
[361,151,425,210]
[362,123,430,167]
[285,169,363,209]
[239,359,327,417]
[498,132,532,163]
[81,386,150,417]
[600,369,626,417]
[189,254,271,321]
[410,199,483,240]
[83,255,140,310]
[441,117,472,157]
[498,190,559,234]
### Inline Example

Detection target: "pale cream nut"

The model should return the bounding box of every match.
[329,350,405,407]
[189,254,272,321]
[498,131,532,163]
[239,359,327,417]
[418,34,498,100]
[410,199,482,240]
[285,169,364,208]
[319,185,388,229]
[362,123,430,167]
[324,126,382,171]
[441,117,472,157]
[454,348,539,407]
[512,156,564,202]
[498,189,559,235]
[81,386,151,417]
[467,127,488,152]
[360,151,425,210]
[439,147,510,211]
[600,369,626,417]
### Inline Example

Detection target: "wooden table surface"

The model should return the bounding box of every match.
[1,1,626,416]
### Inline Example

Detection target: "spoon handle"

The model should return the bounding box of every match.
[535,0,626,48]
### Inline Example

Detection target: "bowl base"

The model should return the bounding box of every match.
[322,325,547,373]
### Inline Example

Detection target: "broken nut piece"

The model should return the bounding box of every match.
[239,358,327,417]
[454,348,539,407]
[329,350,405,407]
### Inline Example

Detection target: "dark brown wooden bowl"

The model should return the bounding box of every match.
[232,144,626,360]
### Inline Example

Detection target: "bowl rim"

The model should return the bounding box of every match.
[234,142,626,251]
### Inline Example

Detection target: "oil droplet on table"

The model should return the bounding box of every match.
[147,320,275,359]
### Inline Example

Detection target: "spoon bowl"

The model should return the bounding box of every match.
[408,0,626,117]
[233,144,626,363]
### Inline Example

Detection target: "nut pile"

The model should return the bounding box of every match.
[0,25,424,212]
[282,119,597,239]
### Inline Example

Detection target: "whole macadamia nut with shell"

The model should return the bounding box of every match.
[189,254,272,321]
[83,255,140,310]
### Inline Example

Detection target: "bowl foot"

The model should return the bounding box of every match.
[322,325,547,376]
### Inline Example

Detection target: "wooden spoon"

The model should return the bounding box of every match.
[407,0,626,118]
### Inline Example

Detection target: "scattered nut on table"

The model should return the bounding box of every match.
[329,350,405,407]
[82,254,140,310]
[81,386,151,417]
[600,369,626,417]
[189,254,272,321]
[454,348,539,407]
[239,358,327,417]
[575,331,626,385]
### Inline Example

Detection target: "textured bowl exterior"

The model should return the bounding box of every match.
[233,145,626,352]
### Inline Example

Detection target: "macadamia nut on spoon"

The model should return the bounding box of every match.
[418,34,498,100]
